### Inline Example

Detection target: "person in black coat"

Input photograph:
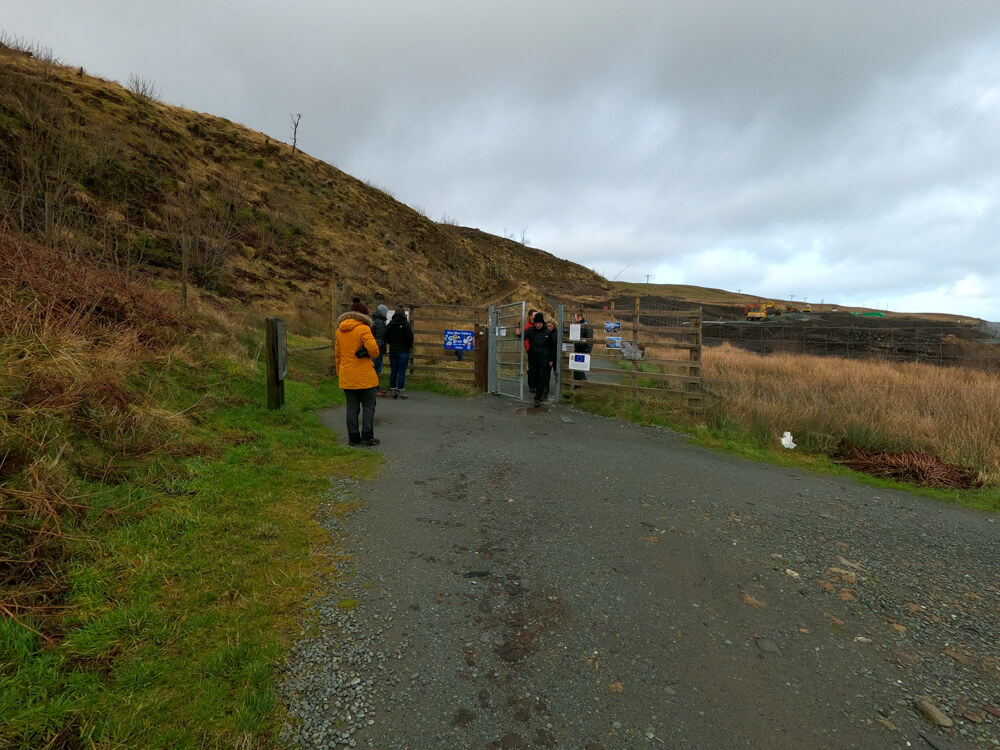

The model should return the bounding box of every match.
[523,312,557,407]
[384,307,414,399]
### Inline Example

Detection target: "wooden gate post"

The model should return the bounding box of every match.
[474,324,488,391]
[266,316,287,410]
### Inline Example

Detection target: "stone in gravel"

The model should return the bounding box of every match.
[500,732,525,748]
[755,637,781,654]
[941,647,972,666]
[914,697,954,727]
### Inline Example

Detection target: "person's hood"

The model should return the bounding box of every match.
[337,311,373,331]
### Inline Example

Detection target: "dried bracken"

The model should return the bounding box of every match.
[1,232,189,628]
[839,449,985,489]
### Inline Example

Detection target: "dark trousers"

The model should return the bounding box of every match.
[389,352,409,389]
[344,387,377,439]
[528,360,551,401]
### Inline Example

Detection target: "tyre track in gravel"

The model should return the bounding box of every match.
[296,393,1000,750]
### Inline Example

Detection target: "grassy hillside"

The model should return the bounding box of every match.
[0,42,610,311]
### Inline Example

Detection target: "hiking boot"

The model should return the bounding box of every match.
[376,389,388,397]
[390,388,398,398]
[397,389,408,399]
[361,432,380,447]
[533,399,541,408]
[348,432,362,446]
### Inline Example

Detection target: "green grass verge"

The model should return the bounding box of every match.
[1,338,378,749]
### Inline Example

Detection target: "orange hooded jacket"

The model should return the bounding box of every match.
[335,312,380,389]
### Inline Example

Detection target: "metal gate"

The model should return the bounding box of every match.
[488,302,526,399]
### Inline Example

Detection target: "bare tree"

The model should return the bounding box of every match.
[290,113,301,155]
[519,226,530,246]
[125,73,161,105]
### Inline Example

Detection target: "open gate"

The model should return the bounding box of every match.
[488,302,525,399]
[488,302,563,402]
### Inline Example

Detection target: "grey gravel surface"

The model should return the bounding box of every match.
[278,392,1000,749]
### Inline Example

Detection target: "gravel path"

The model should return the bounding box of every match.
[278,392,1000,749]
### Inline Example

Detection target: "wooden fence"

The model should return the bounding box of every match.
[333,294,488,391]
[562,298,702,411]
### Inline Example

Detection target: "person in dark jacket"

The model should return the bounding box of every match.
[523,312,557,407]
[384,306,414,399]
[371,304,389,396]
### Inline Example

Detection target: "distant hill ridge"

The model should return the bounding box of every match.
[0,41,611,309]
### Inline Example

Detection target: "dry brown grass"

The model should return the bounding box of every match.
[1,233,193,614]
[703,343,1000,485]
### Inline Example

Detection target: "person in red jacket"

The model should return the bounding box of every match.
[523,308,537,392]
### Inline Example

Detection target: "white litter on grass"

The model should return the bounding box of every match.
[781,431,797,449]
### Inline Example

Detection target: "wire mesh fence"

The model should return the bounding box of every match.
[701,320,1000,371]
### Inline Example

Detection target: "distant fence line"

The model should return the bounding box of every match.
[700,320,999,370]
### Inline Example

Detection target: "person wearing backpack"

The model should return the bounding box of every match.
[385,306,414,399]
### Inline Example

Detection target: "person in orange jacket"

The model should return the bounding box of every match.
[335,298,381,446]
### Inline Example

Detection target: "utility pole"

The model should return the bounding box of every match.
[645,274,651,285]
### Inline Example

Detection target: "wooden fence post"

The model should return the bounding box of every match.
[632,295,640,401]
[688,308,702,412]
[408,305,417,377]
[474,324,488,391]
[330,278,337,342]
[266,316,286,410]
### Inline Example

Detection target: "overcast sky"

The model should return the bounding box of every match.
[5,1,1000,320]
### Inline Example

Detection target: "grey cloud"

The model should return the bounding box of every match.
[5,0,1000,318]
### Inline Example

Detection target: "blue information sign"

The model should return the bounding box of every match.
[444,329,475,351]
